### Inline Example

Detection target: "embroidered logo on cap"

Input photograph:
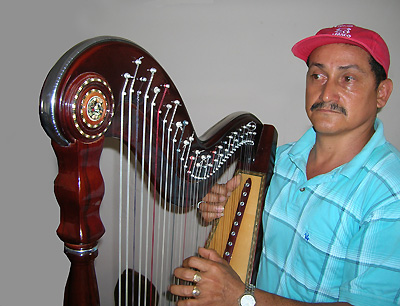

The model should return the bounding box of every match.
[333,25,353,38]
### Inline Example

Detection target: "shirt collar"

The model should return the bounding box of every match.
[288,118,387,179]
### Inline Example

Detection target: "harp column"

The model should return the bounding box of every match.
[53,138,105,306]
[48,73,115,305]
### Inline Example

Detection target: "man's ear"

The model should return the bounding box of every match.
[377,78,393,109]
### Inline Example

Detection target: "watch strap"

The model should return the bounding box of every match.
[245,283,255,295]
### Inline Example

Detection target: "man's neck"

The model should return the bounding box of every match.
[306,127,375,180]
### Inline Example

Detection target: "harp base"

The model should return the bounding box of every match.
[64,243,100,306]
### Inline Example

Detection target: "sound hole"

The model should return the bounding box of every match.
[114,269,159,306]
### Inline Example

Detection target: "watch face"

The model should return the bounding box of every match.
[240,294,256,306]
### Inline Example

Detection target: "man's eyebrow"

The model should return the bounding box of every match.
[308,62,367,73]
[308,62,324,69]
[338,64,367,73]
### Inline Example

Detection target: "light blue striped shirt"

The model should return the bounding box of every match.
[257,119,400,306]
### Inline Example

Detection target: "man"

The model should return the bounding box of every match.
[170,24,400,306]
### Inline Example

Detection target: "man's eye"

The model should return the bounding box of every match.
[344,76,355,82]
[312,74,321,79]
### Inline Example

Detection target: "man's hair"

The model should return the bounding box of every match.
[369,55,387,89]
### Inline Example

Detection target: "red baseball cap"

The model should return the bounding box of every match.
[292,24,390,75]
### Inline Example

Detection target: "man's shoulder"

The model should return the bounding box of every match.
[275,128,315,159]
[274,143,296,167]
[363,141,400,198]
[368,141,400,170]
[276,142,296,157]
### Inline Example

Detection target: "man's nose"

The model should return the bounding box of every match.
[320,79,339,102]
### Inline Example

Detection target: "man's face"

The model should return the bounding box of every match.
[305,43,383,138]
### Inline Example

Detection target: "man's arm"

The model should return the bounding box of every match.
[170,248,352,306]
[170,248,350,306]
[173,177,352,305]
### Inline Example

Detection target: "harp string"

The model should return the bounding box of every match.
[141,67,157,304]
[119,59,143,305]
[118,70,128,306]
[151,84,169,305]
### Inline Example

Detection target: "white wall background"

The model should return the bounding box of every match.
[1,0,399,305]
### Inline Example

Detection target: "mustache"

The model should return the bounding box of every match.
[310,102,347,116]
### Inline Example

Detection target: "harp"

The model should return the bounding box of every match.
[39,36,277,305]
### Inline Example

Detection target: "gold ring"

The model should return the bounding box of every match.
[192,286,201,297]
[193,272,202,283]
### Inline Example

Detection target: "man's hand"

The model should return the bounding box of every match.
[170,247,245,305]
[198,175,242,222]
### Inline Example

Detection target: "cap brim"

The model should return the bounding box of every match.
[292,35,371,63]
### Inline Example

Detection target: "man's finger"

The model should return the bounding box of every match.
[225,175,242,193]
[202,189,227,203]
[198,202,224,213]
[201,212,223,223]
[198,247,224,263]
[170,283,198,298]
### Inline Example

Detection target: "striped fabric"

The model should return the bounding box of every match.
[256,119,400,306]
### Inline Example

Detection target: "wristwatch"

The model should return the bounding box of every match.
[238,283,256,306]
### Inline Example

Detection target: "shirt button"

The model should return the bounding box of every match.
[299,187,305,192]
